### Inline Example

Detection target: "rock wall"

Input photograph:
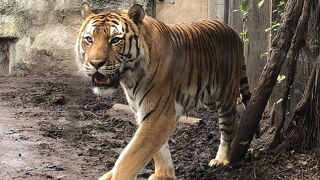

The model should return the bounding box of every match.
[156,0,209,24]
[0,0,154,76]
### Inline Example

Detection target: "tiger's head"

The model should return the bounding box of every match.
[76,3,146,89]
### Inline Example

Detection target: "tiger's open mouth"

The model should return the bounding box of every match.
[92,72,120,88]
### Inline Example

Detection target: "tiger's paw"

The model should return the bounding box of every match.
[209,158,230,167]
[148,174,176,180]
[98,170,113,180]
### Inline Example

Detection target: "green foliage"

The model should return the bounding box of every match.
[239,29,250,45]
[240,140,249,145]
[265,21,281,32]
[278,0,286,8]
[266,0,287,33]
[258,0,265,9]
[259,52,268,60]
[240,0,250,17]
[237,0,252,46]
[245,148,262,161]
[237,0,287,48]
[277,75,286,83]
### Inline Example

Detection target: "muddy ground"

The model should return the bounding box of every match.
[0,74,319,180]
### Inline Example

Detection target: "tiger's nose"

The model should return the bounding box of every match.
[90,60,106,69]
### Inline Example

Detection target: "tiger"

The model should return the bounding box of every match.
[76,3,251,180]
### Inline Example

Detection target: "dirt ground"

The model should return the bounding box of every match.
[0,74,319,180]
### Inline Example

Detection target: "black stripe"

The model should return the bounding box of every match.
[200,92,205,103]
[176,88,181,102]
[135,59,160,97]
[187,27,195,88]
[161,79,175,114]
[138,84,155,107]
[204,101,215,107]
[122,34,127,54]
[242,64,247,70]
[126,36,133,58]
[187,60,194,88]
[240,88,249,94]
[111,20,119,25]
[240,77,249,85]
[111,25,119,30]
[216,103,221,110]
[125,22,129,33]
[222,137,232,142]
[132,79,141,95]
[220,128,233,135]
[141,96,162,122]
[179,93,185,105]
[219,110,234,118]
[184,95,191,108]
[219,121,233,126]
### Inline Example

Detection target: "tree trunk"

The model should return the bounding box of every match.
[229,0,306,163]
[271,0,312,148]
[281,53,320,150]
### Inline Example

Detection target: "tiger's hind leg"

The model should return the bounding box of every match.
[209,100,236,166]
[148,142,176,180]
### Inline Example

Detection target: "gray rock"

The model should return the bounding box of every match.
[0,0,154,76]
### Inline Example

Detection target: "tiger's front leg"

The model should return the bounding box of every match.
[99,112,176,180]
[148,142,176,180]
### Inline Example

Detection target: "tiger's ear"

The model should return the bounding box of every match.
[128,4,145,26]
[81,2,94,19]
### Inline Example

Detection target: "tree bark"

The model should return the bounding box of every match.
[271,0,311,148]
[229,0,305,163]
[281,53,320,150]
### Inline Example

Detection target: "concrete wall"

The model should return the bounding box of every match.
[156,0,209,24]
[208,0,225,22]
[156,0,225,24]
[228,0,243,33]
[0,0,154,76]
[244,0,271,90]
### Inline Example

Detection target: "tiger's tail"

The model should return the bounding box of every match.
[239,57,251,107]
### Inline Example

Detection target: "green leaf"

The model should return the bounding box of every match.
[239,29,248,36]
[259,52,268,60]
[265,21,281,32]
[240,141,249,145]
[240,0,250,14]
[243,38,250,45]
[233,8,240,12]
[277,75,286,83]
[265,27,272,32]
[253,150,261,159]
[258,0,265,8]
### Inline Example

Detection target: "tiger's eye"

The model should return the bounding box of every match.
[84,36,93,44]
[110,37,121,44]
